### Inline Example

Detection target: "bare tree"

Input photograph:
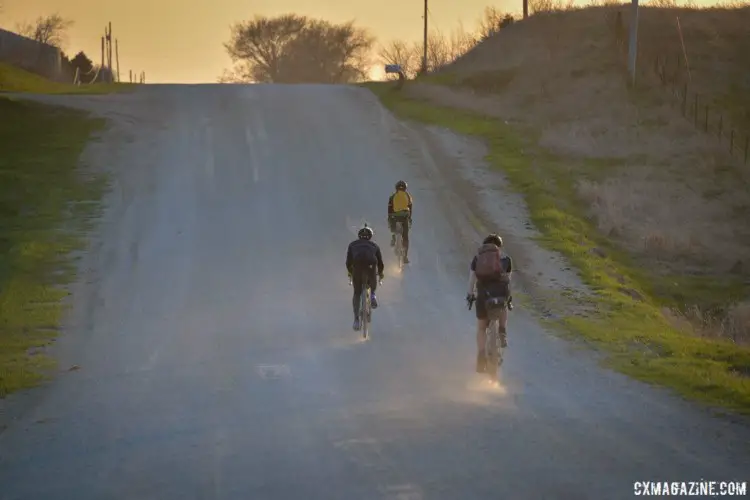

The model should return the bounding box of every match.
[278,20,373,83]
[223,14,374,83]
[477,6,515,41]
[379,39,419,78]
[448,21,478,59]
[224,14,307,83]
[17,13,74,48]
[417,25,478,72]
[217,69,243,83]
[380,23,479,78]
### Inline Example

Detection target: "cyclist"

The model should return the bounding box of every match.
[387,180,413,264]
[346,224,385,331]
[466,234,513,373]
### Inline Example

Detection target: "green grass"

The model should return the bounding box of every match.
[0,62,136,95]
[417,69,518,95]
[415,72,461,86]
[0,97,107,397]
[364,81,750,415]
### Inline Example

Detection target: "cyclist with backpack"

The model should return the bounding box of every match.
[387,180,413,264]
[466,234,513,373]
[346,224,385,331]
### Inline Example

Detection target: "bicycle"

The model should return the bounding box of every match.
[394,221,405,269]
[349,272,383,340]
[468,294,509,382]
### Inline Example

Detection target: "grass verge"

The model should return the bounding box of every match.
[0,62,135,94]
[0,97,107,397]
[364,81,750,415]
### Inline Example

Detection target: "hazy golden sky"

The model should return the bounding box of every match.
[1,0,522,83]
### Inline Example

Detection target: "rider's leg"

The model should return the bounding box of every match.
[476,319,489,353]
[402,216,410,261]
[498,307,508,347]
[389,217,396,246]
[474,292,489,371]
[352,271,363,325]
[368,267,379,308]
[475,319,489,372]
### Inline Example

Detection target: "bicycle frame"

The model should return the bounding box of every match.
[359,281,371,339]
[484,301,507,379]
[349,270,382,340]
[394,221,404,268]
[469,296,507,381]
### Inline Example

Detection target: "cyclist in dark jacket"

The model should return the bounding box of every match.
[346,224,385,331]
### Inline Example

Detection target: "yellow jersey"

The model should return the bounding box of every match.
[391,190,412,214]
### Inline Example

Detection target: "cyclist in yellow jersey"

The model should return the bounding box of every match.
[387,180,413,263]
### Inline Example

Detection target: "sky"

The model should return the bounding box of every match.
[0,0,520,83]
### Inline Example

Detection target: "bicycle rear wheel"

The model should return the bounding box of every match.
[394,222,404,268]
[485,315,505,381]
[360,284,370,339]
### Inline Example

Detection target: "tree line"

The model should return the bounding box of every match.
[222,6,517,84]
[8,7,518,85]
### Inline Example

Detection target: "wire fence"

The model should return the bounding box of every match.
[649,52,749,165]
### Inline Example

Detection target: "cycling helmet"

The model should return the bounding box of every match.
[483,233,503,247]
[358,224,374,240]
[395,180,407,191]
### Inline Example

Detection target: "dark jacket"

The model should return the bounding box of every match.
[346,239,385,275]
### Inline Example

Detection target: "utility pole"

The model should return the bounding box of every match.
[627,0,639,87]
[422,0,428,74]
[105,22,113,83]
[523,0,528,19]
[100,35,104,81]
[115,39,120,83]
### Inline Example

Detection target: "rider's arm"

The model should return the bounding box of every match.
[387,194,394,217]
[467,256,478,295]
[375,246,385,276]
[467,270,477,296]
[345,244,353,274]
[408,193,413,221]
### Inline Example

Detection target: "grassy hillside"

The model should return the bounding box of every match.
[0,97,107,397]
[410,3,750,334]
[436,4,750,131]
[369,3,750,413]
[0,61,134,94]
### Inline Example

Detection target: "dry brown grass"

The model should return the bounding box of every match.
[443,4,750,154]
[408,2,750,342]
[664,301,750,345]
[576,174,750,268]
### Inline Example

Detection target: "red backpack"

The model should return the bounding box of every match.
[474,244,507,281]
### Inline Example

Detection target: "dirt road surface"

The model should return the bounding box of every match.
[0,85,748,500]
